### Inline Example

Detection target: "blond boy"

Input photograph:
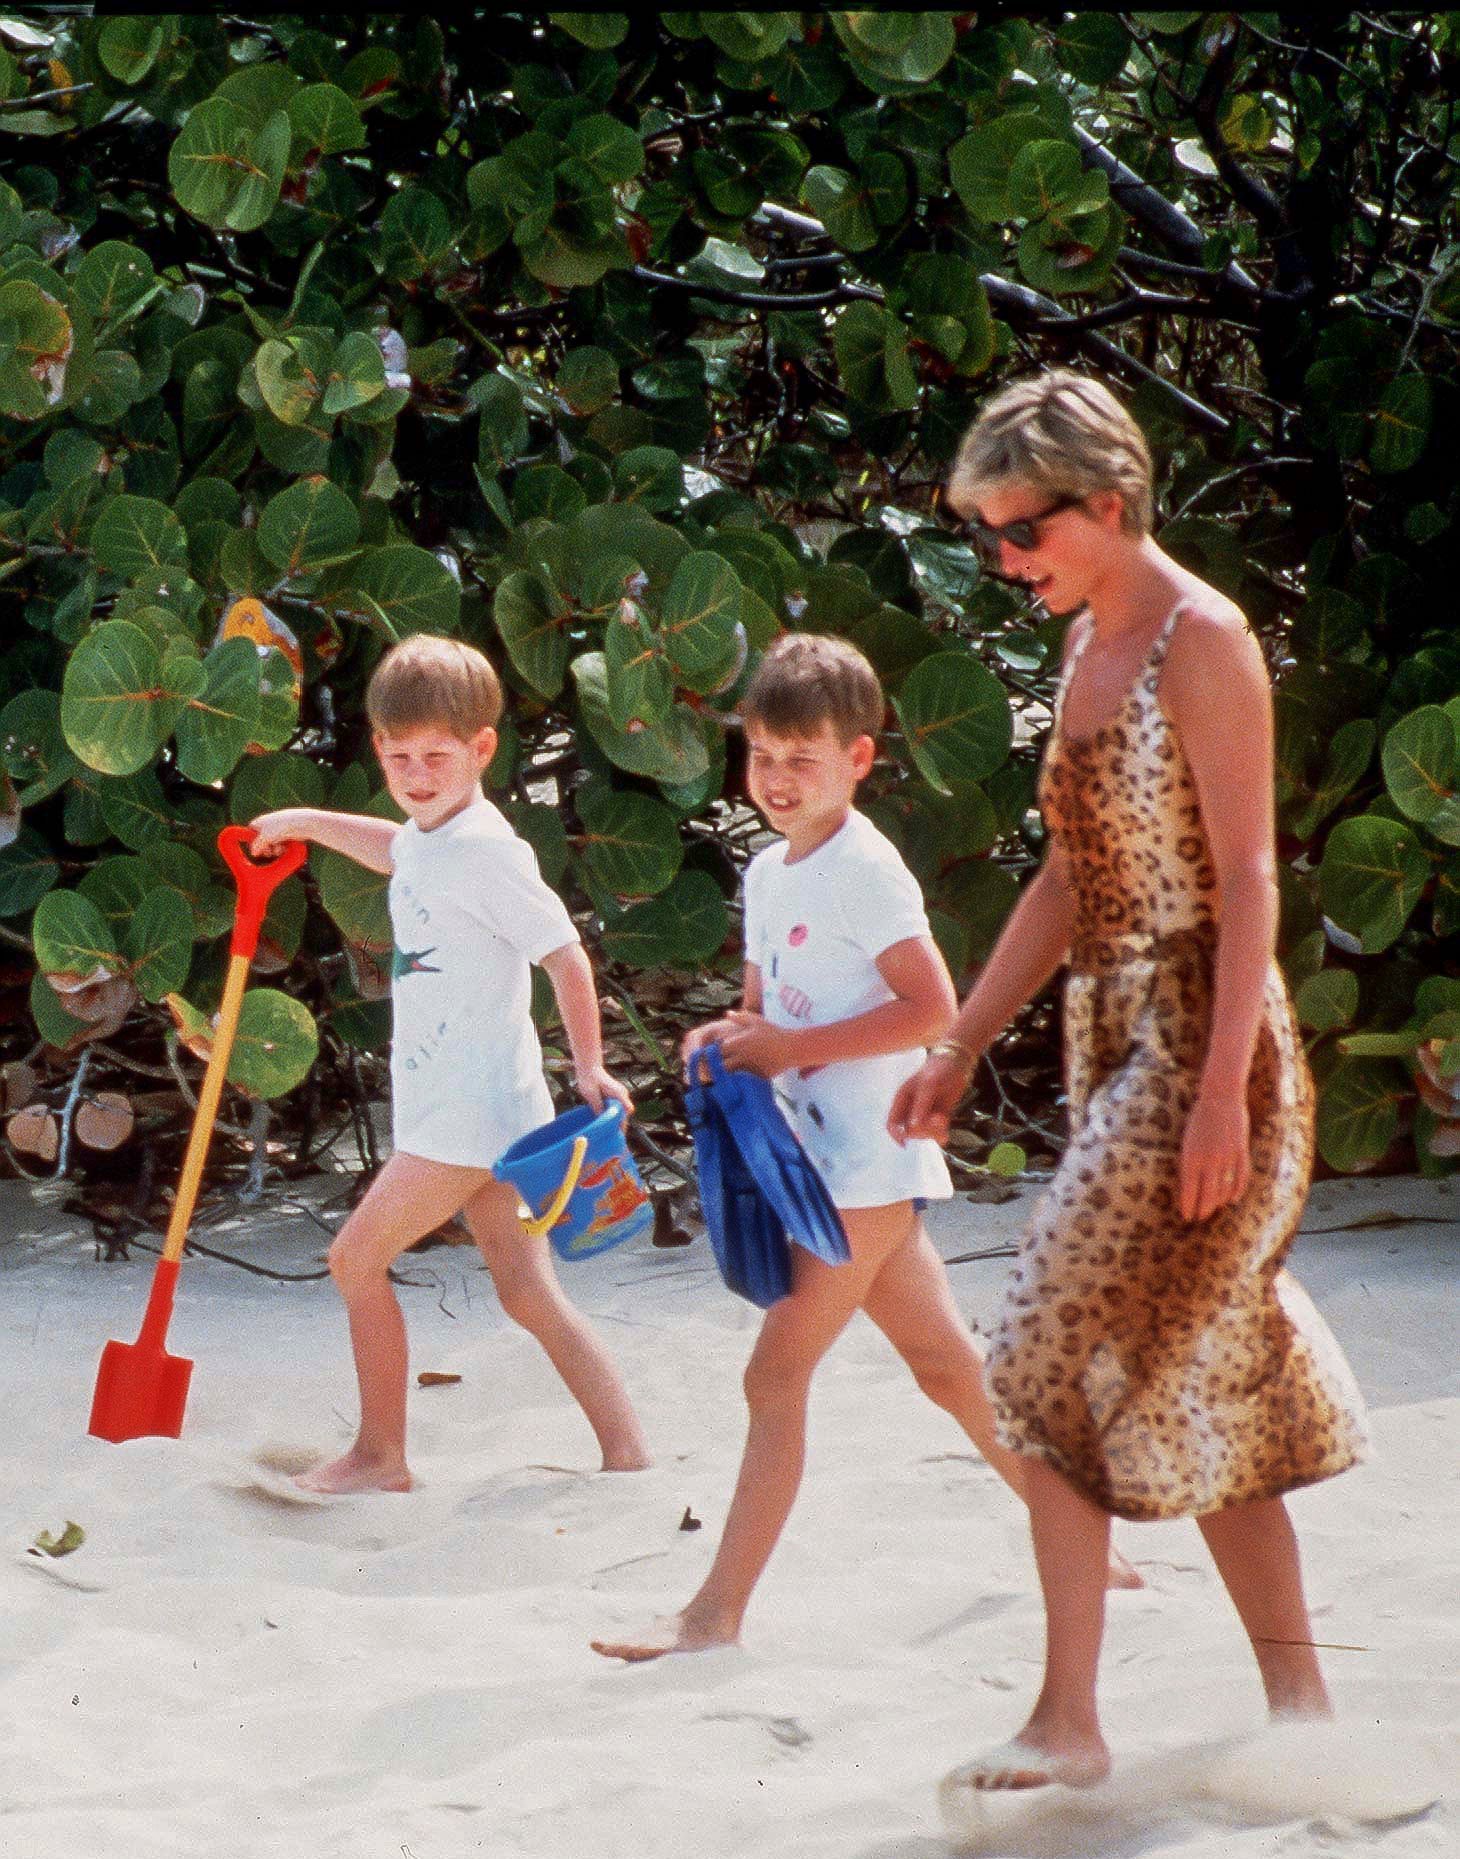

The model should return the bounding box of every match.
[252,634,648,1493]
[591,635,1043,1659]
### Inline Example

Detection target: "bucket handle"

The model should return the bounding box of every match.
[520,1134,589,1238]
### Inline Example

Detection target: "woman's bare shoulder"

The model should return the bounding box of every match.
[1161,595,1270,749]
[1168,593,1265,677]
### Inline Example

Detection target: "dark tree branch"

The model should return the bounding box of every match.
[1117,245,1231,284]
[1072,125,1263,296]
[1026,288,1256,333]
[0,82,93,111]
[635,246,1231,431]
[1191,28,1287,236]
[980,276,1231,433]
[1168,456,1311,521]
[755,203,825,241]
[765,251,844,275]
[631,264,879,311]
[733,201,1233,432]
[1358,36,1434,289]
[1350,294,1454,339]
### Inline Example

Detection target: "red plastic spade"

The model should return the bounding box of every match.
[88,826,306,1443]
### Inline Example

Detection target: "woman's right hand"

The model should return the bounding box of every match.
[888,1050,974,1146]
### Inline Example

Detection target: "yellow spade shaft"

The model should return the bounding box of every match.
[161,950,251,1266]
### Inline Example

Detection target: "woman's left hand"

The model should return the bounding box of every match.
[716,1009,793,1079]
[1179,1085,1251,1222]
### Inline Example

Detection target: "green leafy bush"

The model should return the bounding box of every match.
[0,12,1454,1182]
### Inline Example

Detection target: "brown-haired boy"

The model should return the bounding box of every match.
[593,633,1058,1660]
[252,634,649,1492]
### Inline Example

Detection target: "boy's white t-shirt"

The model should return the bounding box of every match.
[387,791,575,1168]
[742,809,953,1209]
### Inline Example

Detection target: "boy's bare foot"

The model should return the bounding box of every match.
[940,1731,1111,1795]
[1107,1545,1144,1589]
[590,1610,739,1662]
[599,1448,653,1472]
[294,1451,412,1495]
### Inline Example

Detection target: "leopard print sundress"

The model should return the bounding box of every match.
[985,603,1369,1522]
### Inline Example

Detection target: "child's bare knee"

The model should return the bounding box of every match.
[327,1232,383,1295]
[743,1347,813,1412]
[494,1269,556,1330]
[907,1355,965,1412]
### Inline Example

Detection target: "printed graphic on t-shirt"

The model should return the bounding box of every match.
[778,983,813,1021]
[403,1019,449,1071]
[391,945,440,979]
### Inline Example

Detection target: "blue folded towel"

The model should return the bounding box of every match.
[684,1043,850,1307]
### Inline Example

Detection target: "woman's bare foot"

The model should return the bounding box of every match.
[294,1449,412,1494]
[590,1608,739,1662]
[941,1730,1111,1795]
[1107,1544,1144,1590]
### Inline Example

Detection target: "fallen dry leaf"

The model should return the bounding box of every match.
[30,1520,85,1558]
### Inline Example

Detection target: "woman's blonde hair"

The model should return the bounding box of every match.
[947,369,1155,535]
[366,634,503,739]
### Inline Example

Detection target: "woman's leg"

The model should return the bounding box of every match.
[592,1204,909,1660]
[299,1152,494,1493]
[1198,1495,1332,1718]
[464,1175,650,1471]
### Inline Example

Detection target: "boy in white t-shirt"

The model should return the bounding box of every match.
[593,634,1037,1661]
[251,635,649,1493]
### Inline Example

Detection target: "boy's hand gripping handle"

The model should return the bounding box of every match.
[218,825,308,961]
[155,827,308,1269]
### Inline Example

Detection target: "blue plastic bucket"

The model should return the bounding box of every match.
[494,1101,653,1260]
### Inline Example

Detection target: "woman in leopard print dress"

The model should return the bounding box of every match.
[891,371,1367,1796]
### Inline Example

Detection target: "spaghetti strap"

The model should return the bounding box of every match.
[1142,599,1186,689]
[1052,610,1095,733]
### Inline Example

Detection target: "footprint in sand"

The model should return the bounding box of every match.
[221,1444,335,1508]
[939,1720,1445,1855]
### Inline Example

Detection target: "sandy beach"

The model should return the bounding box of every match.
[1,1169,1453,1858]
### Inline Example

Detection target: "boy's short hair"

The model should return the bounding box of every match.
[947,368,1155,535]
[741,633,884,745]
[366,634,503,738]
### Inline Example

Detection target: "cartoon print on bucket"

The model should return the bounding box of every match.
[494,1101,653,1260]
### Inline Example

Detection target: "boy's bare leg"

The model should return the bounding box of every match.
[297,1152,495,1494]
[591,1203,909,1661]
[859,1220,1143,1591]
[464,1176,650,1471]
[1197,1495,1332,1719]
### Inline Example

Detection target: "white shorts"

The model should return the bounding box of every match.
[776,1063,952,1210]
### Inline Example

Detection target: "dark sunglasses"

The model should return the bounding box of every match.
[965,494,1084,560]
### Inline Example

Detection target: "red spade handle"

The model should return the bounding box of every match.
[218,825,308,961]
